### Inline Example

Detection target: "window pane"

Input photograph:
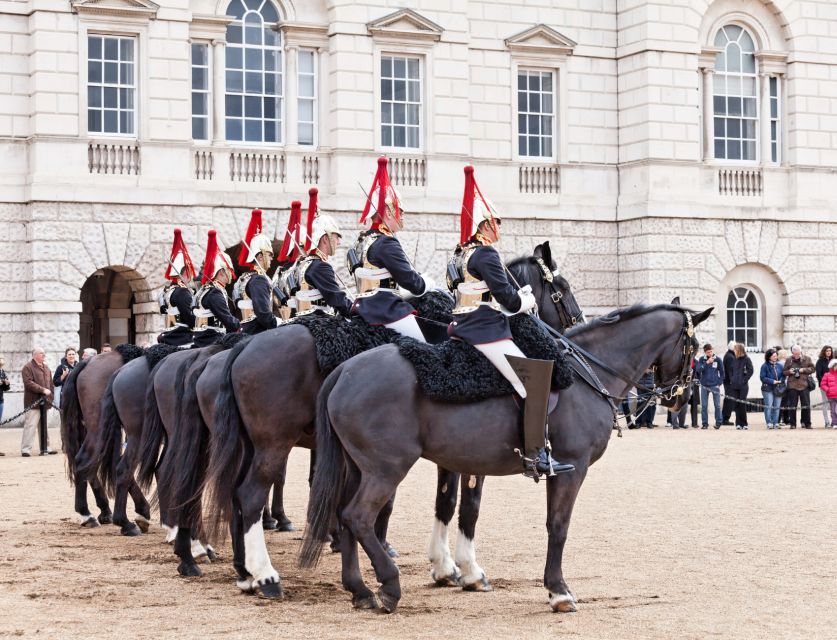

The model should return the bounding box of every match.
[103,87,117,108]
[227,70,243,92]
[382,57,392,77]
[227,47,243,69]
[528,114,540,135]
[518,92,526,112]
[406,104,419,125]
[770,76,778,98]
[770,98,777,119]
[226,95,242,117]
[393,125,406,147]
[529,74,540,91]
[226,118,243,140]
[299,122,313,145]
[120,39,134,62]
[518,113,526,135]
[393,102,405,124]
[88,86,101,108]
[88,61,101,83]
[192,67,207,90]
[743,119,756,139]
[728,97,741,116]
[771,142,777,163]
[394,80,406,101]
[104,109,118,132]
[244,118,261,141]
[192,43,207,66]
[119,87,133,110]
[714,117,724,137]
[265,49,279,72]
[543,116,552,136]
[742,76,755,96]
[542,136,552,157]
[727,44,741,72]
[713,74,725,94]
[715,139,726,158]
[713,96,725,115]
[227,24,242,44]
[245,72,263,93]
[104,38,119,60]
[742,53,755,74]
[226,0,246,19]
[298,99,313,121]
[88,109,101,132]
[299,51,314,74]
[382,102,392,124]
[393,58,405,78]
[193,118,207,140]
[381,126,392,147]
[743,140,757,160]
[245,95,261,117]
[245,25,262,45]
[528,92,540,112]
[542,73,552,92]
[728,140,741,160]
[245,48,261,70]
[299,74,314,97]
[408,80,420,102]
[381,79,392,101]
[518,137,527,155]
[727,118,740,139]
[407,127,418,148]
[743,98,757,117]
[264,72,277,94]
[263,96,276,119]
[264,119,277,142]
[727,76,740,96]
[530,136,540,156]
[89,36,102,59]
[542,93,553,113]
[192,93,207,115]
[119,110,132,134]
[407,58,419,79]
[104,62,118,84]
[261,1,278,23]
[120,63,133,85]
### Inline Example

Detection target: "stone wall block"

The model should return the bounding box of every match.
[712,236,737,272]
[92,203,153,223]
[58,202,94,222]
[103,222,130,267]
[723,220,746,265]
[783,316,805,333]
[817,222,837,238]
[805,316,835,332]
[0,203,29,223]
[757,220,778,265]
[124,224,151,272]
[741,220,761,263]
[81,223,108,268]
[31,280,80,302]
[59,261,86,289]
[681,218,725,236]
[29,202,58,221]
[68,241,97,281]
[777,221,813,238]
[770,237,791,275]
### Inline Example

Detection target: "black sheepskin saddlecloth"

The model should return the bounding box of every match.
[395,314,574,403]
[115,343,145,364]
[144,343,179,369]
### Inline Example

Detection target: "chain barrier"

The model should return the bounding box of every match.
[0,397,60,429]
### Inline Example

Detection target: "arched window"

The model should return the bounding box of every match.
[224,0,282,143]
[713,25,757,161]
[726,286,760,350]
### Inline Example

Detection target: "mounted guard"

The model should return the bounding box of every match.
[158,228,197,347]
[348,156,433,341]
[447,165,573,478]
[192,230,240,348]
[273,199,305,321]
[235,208,279,335]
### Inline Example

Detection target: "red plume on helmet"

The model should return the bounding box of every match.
[277,201,303,263]
[164,228,196,283]
[304,188,318,252]
[201,230,235,284]
[459,165,498,245]
[238,208,263,268]
[359,157,400,230]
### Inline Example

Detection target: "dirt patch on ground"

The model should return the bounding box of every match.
[1,422,835,639]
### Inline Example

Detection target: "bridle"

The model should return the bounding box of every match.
[533,309,698,436]
[532,257,585,329]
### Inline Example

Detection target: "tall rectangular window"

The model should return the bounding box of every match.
[298,50,315,146]
[191,43,210,141]
[713,26,758,161]
[517,69,554,158]
[381,55,420,149]
[770,76,780,163]
[87,35,136,135]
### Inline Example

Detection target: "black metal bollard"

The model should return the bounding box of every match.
[38,397,48,454]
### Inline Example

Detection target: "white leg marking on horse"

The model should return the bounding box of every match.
[427,518,458,582]
[236,576,256,592]
[164,525,178,544]
[549,591,578,612]
[455,532,486,587]
[191,538,208,560]
[243,521,279,585]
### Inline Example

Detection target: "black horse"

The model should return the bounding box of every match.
[301,304,711,612]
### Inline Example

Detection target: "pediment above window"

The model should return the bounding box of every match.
[505,24,576,57]
[71,0,159,20]
[367,8,443,43]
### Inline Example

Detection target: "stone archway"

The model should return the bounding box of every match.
[79,266,150,351]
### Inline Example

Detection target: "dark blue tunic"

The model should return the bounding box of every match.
[158,285,196,347]
[192,285,240,348]
[241,273,278,335]
[304,257,353,317]
[352,234,426,325]
[449,245,522,345]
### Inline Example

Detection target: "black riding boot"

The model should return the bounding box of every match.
[506,355,575,480]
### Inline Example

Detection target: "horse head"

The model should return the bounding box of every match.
[654,305,712,410]
[507,241,585,332]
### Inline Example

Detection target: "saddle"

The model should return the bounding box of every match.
[394,314,574,403]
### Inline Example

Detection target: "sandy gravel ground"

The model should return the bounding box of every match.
[1,420,836,639]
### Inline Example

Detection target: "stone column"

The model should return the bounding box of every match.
[285,45,299,147]
[212,39,226,145]
[701,67,715,161]
[759,72,772,164]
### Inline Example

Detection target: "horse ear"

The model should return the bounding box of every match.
[533,243,544,260]
[670,296,680,306]
[692,307,713,326]
[541,241,552,266]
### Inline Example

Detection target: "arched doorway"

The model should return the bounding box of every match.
[79,268,137,351]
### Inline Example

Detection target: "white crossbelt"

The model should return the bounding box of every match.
[296,289,323,301]
[355,266,391,280]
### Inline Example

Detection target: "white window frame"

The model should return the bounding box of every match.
[378,53,423,152]
[297,48,317,147]
[769,75,780,164]
[726,286,762,352]
[190,41,212,143]
[223,0,285,146]
[516,67,557,161]
[510,57,567,164]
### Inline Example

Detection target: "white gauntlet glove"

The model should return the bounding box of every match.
[419,273,435,295]
[517,286,536,314]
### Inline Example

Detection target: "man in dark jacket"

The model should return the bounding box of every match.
[783,345,815,428]
[21,347,56,456]
[52,346,78,408]
[695,343,725,429]
[721,341,736,425]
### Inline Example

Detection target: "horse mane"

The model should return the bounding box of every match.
[506,254,554,284]
[564,303,685,338]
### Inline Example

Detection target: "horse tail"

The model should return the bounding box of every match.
[203,338,250,542]
[77,374,121,497]
[299,365,346,569]
[136,365,165,493]
[159,357,210,535]
[60,358,90,485]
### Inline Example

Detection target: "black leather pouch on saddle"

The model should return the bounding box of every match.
[395,314,574,403]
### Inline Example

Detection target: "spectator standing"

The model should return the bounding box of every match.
[728,343,754,429]
[634,369,657,428]
[21,347,56,456]
[0,356,9,456]
[783,345,815,429]
[819,359,837,429]
[815,345,833,428]
[101,343,112,353]
[52,347,78,408]
[760,349,785,429]
[82,348,96,360]
[776,348,792,426]
[721,340,736,425]
[696,343,725,429]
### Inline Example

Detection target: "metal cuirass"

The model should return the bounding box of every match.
[351,233,395,297]
[449,245,495,315]
[234,272,255,322]
[193,284,222,330]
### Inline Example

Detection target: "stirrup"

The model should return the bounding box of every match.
[513,448,545,483]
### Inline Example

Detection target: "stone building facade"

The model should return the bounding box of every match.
[1,0,836,411]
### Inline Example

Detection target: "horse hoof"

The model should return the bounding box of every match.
[134,516,150,534]
[257,580,284,600]
[121,523,142,537]
[277,521,296,533]
[352,595,380,610]
[376,589,399,614]
[262,518,279,531]
[236,576,256,593]
[432,573,461,587]
[385,543,399,558]
[549,592,578,613]
[97,513,112,525]
[461,575,493,592]
[177,562,203,578]
[80,516,99,528]
[206,547,218,562]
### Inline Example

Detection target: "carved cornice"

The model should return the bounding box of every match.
[71,0,159,20]
[505,24,576,57]
[367,8,444,43]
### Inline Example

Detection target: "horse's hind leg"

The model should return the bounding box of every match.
[128,477,151,532]
[111,456,142,537]
[428,468,460,585]
[75,481,99,527]
[544,466,587,613]
[269,456,295,532]
[261,492,278,530]
[338,460,376,609]
[456,474,491,592]
[374,494,398,558]
[342,475,404,614]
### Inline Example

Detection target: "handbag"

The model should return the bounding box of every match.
[774,380,787,397]
[807,375,816,392]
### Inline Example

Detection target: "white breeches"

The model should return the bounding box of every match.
[474,340,527,397]
[385,314,426,343]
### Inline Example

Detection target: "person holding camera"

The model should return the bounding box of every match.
[728,343,754,429]
[52,347,78,408]
[783,345,815,429]
[695,343,725,429]
[760,349,785,429]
